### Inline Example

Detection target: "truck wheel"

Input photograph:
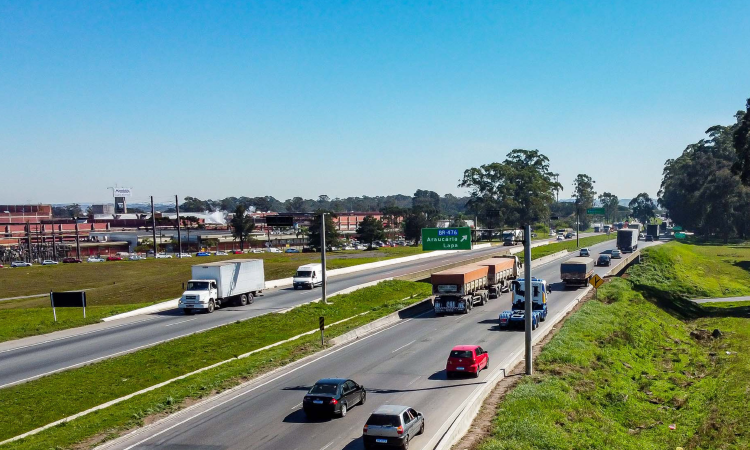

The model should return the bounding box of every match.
[247,293,254,304]
[238,294,248,306]
[207,300,215,314]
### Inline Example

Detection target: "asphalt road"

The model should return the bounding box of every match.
[98,239,658,450]
[0,236,590,389]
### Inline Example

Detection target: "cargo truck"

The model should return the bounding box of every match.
[617,228,639,252]
[646,224,659,241]
[502,229,524,246]
[475,256,521,298]
[498,278,549,330]
[560,257,595,287]
[179,259,265,314]
[432,265,489,314]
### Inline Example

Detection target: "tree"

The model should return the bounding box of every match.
[732,99,750,183]
[356,216,386,249]
[66,204,83,218]
[307,212,342,251]
[459,149,562,229]
[286,197,305,212]
[572,174,596,230]
[450,213,469,227]
[412,190,440,212]
[134,239,153,253]
[229,205,256,251]
[181,197,210,212]
[598,192,619,224]
[402,210,433,244]
[629,193,657,225]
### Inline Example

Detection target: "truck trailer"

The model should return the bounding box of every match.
[560,257,595,287]
[502,229,524,246]
[646,224,659,240]
[179,259,265,314]
[498,278,549,330]
[432,265,489,314]
[617,228,639,252]
[474,256,521,298]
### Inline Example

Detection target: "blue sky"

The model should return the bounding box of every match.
[1,0,748,205]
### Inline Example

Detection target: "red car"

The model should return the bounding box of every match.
[232,250,244,254]
[446,345,489,378]
[62,257,82,263]
[106,256,122,261]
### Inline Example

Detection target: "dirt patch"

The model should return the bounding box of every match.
[453,288,597,450]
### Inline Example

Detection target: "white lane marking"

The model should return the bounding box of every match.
[116,313,425,450]
[320,441,335,450]
[165,318,197,327]
[391,340,415,354]
[291,402,302,410]
[0,316,160,355]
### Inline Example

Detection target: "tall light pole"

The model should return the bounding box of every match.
[321,213,329,304]
[175,195,182,257]
[524,224,533,375]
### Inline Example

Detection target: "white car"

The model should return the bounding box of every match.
[129,255,145,261]
[155,253,173,259]
[556,235,564,241]
[251,249,263,254]
[11,261,32,267]
[267,248,281,253]
[87,257,104,263]
[215,251,228,256]
[41,260,59,265]
[178,253,192,258]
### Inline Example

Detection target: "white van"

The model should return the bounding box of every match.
[293,263,323,289]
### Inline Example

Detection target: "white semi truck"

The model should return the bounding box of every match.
[179,259,265,314]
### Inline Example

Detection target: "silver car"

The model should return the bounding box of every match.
[363,404,424,450]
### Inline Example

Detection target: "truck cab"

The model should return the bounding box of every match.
[498,278,549,329]
[294,263,323,289]
[179,279,219,313]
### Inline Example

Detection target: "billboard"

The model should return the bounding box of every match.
[422,227,472,251]
[266,215,295,227]
[113,188,132,197]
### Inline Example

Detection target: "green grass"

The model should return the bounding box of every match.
[518,233,615,264]
[2,280,432,448]
[478,242,750,450]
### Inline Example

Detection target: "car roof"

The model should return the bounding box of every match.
[371,404,410,415]
[314,378,347,385]
[451,345,479,351]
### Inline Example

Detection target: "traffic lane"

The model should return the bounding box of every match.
[102,241,614,450]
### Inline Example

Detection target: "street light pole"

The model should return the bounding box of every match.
[175,195,182,257]
[321,213,328,304]
[524,224,533,375]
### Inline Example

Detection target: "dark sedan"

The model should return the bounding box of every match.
[62,257,82,263]
[303,378,366,418]
[597,254,611,266]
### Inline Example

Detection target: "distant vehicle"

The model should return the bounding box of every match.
[603,225,611,233]
[446,345,489,378]
[611,249,622,259]
[303,378,365,418]
[363,405,424,449]
[560,257,595,287]
[565,233,573,239]
[432,265,489,314]
[342,245,355,250]
[155,253,173,259]
[11,261,33,267]
[62,257,82,263]
[178,253,192,258]
[498,278,549,329]
[616,229,639,252]
[129,255,145,261]
[267,248,281,253]
[474,256,521,298]
[645,235,654,242]
[285,248,300,253]
[502,229,524,246]
[41,260,59,265]
[579,248,590,257]
[294,263,322,289]
[646,224,660,241]
[639,233,645,240]
[215,251,228,256]
[232,250,244,254]
[196,252,211,257]
[87,257,104,263]
[251,249,263,254]
[106,256,122,261]
[597,254,612,266]
[556,235,564,241]
[179,259,264,314]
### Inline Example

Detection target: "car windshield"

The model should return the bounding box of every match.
[309,383,338,395]
[366,414,401,427]
[450,350,473,358]
[612,250,620,255]
[296,271,312,277]
[186,281,210,291]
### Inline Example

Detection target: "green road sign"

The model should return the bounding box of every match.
[422,227,472,251]
[586,208,605,215]
[675,232,686,239]
[673,225,683,231]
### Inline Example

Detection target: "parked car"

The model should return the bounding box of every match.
[303,378,366,418]
[579,248,590,257]
[597,254,612,266]
[87,257,104,262]
[363,405,424,449]
[250,249,263,254]
[129,255,145,261]
[62,257,82,263]
[196,252,211,257]
[178,253,192,258]
[41,260,59,265]
[155,253,173,259]
[285,248,300,253]
[231,250,244,254]
[106,256,122,261]
[611,249,622,259]
[11,261,32,267]
[268,248,281,253]
[215,251,228,256]
[446,345,489,378]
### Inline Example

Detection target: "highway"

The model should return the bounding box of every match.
[0,237,590,389]
[98,239,657,450]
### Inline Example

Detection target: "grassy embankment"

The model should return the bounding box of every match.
[476,241,750,450]
[0,246,423,342]
[2,280,432,449]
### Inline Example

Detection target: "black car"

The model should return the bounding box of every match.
[303,378,366,418]
[597,254,611,266]
[645,235,654,242]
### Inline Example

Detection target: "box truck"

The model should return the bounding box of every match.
[179,259,265,314]
[617,229,639,252]
[560,257,595,287]
[432,265,489,314]
[293,263,323,289]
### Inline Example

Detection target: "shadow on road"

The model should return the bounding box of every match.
[282,408,333,423]
[281,385,312,391]
[341,437,365,450]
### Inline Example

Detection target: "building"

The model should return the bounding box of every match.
[0,204,52,224]
[90,204,115,215]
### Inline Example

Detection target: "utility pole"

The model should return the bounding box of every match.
[524,224,533,375]
[51,219,57,260]
[151,196,157,257]
[321,213,328,305]
[576,210,580,248]
[74,220,81,260]
[26,222,31,262]
[175,195,182,257]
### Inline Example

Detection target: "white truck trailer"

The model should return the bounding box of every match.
[179,259,265,314]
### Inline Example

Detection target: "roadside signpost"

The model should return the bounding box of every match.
[586,207,605,215]
[50,291,87,322]
[319,316,325,346]
[421,227,472,251]
[589,274,604,299]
